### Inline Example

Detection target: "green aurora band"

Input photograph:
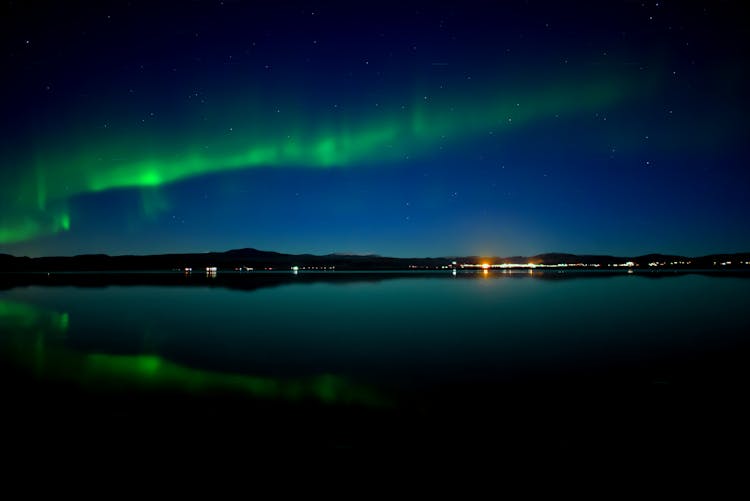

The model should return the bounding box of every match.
[1,72,643,245]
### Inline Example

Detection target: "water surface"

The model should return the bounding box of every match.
[2,271,748,451]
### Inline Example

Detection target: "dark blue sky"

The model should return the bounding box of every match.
[1,0,748,257]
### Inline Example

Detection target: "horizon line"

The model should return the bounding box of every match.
[3,246,750,260]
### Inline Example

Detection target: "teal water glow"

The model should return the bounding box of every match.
[3,272,749,393]
[3,271,750,451]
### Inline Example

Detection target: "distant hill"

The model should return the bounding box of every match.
[0,247,748,272]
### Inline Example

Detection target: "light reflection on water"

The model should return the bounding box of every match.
[2,272,750,406]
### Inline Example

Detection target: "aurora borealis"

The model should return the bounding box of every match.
[2,1,748,256]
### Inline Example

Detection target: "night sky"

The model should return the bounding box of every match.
[1,0,747,257]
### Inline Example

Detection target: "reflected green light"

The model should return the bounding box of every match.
[84,353,385,406]
[0,299,69,333]
[0,299,387,408]
[0,299,69,378]
[59,312,69,332]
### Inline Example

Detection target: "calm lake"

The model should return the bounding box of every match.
[2,270,749,452]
